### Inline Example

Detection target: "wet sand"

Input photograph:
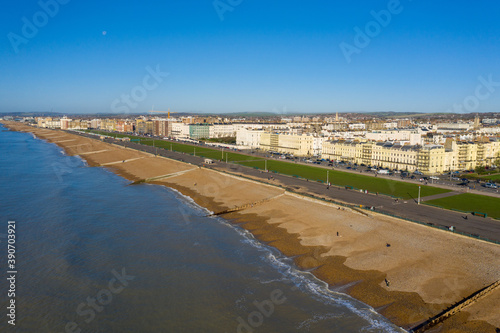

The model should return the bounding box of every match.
[4,122,500,332]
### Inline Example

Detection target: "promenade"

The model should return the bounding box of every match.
[88,133,500,244]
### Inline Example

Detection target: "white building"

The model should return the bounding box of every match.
[170,122,190,138]
[260,132,322,157]
[436,122,471,133]
[90,119,101,129]
[348,123,366,130]
[209,124,236,138]
[236,128,263,149]
[365,130,422,145]
[312,136,324,156]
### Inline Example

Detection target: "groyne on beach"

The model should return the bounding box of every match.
[4,122,500,333]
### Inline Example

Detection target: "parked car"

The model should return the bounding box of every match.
[430,176,439,180]
[485,183,498,189]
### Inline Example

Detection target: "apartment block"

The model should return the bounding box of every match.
[260,132,322,157]
[236,128,263,149]
[322,139,500,174]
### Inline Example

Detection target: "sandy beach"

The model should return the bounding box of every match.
[4,122,500,332]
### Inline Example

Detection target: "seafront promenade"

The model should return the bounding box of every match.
[4,122,499,333]
[75,130,500,244]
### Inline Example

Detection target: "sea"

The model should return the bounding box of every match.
[0,123,404,333]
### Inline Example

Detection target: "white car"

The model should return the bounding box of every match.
[485,183,498,189]
[430,176,439,180]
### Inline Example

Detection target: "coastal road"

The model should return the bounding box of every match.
[75,132,500,244]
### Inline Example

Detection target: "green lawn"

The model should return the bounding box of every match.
[84,130,450,199]
[84,130,260,162]
[238,159,450,199]
[425,193,500,219]
[479,174,500,182]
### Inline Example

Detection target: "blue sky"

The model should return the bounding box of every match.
[1,0,500,114]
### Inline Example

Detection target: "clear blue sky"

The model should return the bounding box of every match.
[1,0,500,114]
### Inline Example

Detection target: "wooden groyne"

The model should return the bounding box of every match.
[410,280,500,332]
[209,193,284,216]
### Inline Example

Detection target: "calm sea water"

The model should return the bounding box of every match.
[0,124,403,333]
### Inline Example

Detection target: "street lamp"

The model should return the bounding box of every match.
[418,185,421,205]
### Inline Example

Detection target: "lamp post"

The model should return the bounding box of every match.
[265,159,267,172]
[327,170,329,185]
[418,185,421,205]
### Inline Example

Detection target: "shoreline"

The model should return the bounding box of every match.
[3,122,499,333]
